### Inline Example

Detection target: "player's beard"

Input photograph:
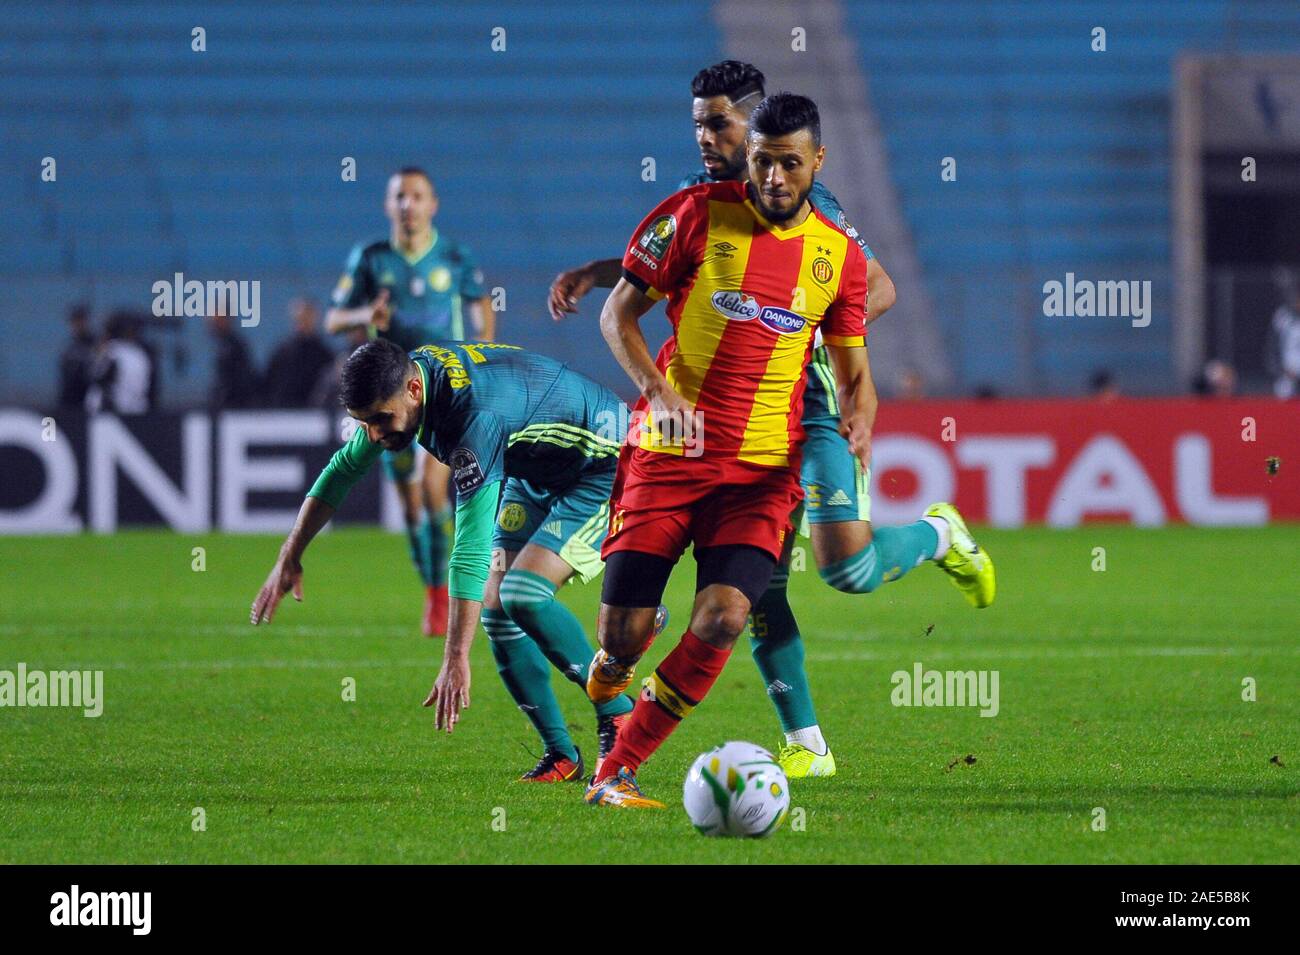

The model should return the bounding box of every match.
[382,427,418,452]
[705,144,748,182]
[753,180,815,224]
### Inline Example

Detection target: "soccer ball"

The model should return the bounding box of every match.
[683,741,791,837]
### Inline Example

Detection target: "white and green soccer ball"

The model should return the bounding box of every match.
[683,741,790,838]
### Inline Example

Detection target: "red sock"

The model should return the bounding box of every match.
[598,630,731,780]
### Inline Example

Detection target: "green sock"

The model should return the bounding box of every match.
[498,569,633,719]
[749,568,818,733]
[481,608,577,760]
[406,517,435,587]
[428,506,452,587]
[819,522,939,594]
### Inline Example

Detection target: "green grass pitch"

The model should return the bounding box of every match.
[1,525,1295,864]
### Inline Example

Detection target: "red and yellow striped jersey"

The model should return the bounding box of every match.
[621,180,868,469]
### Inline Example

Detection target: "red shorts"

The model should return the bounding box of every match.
[601,448,802,562]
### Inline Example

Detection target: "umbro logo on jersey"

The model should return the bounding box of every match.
[711,290,760,321]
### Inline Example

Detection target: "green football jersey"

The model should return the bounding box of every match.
[330,229,485,348]
[307,341,624,600]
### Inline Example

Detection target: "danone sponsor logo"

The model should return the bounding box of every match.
[758,307,806,335]
[710,290,760,321]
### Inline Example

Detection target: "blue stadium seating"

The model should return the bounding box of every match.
[4,1,1299,403]
[844,0,1300,393]
[0,1,719,405]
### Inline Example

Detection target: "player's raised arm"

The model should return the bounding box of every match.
[548,258,623,321]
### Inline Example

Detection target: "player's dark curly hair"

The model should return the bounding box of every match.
[691,60,765,104]
[340,338,412,410]
[748,92,821,146]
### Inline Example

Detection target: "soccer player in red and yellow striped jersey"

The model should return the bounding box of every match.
[585,94,877,808]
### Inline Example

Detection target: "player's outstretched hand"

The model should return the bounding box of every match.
[548,265,595,321]
[250,554,304,625]
[424,658,471,733]
[369,289,391,332]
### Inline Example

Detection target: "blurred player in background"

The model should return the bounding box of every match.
[584,94,994,809]
[327,167,495,636]
[549,61,910,780]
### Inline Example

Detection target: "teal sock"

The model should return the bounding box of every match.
[428,506,451,587]
[749,568,818,733]
[819,521,939,594]
[406,517,435,587]
[481,608,577,760]
[498,569,633,719]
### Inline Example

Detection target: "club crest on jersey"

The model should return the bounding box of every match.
[638,214,676,260]
[758,306,807,335]
[812,257,834,285]
[498,502,527,532]
[710,290,760,321]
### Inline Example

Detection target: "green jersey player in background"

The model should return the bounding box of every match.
[547,60,947,782]
[326,166,495,638]
[251,339,662,782]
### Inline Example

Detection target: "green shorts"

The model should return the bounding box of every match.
[492,466,616,583]
[800,347,871,529]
